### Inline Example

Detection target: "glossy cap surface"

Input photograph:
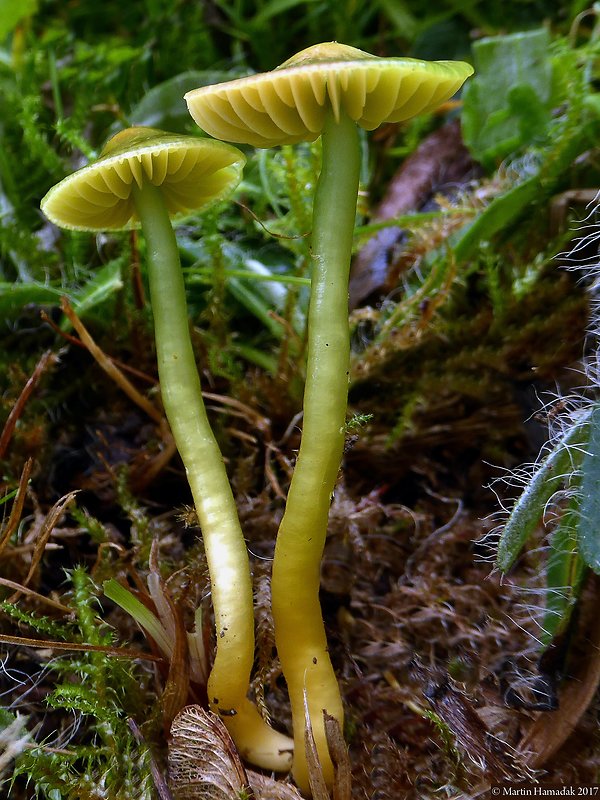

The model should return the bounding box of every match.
[185,42,474,147]
[41,127,246,231]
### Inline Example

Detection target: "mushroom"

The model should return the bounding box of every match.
[185,44,473,792]
[40,126,293,772]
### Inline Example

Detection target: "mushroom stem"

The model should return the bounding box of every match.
[271,109,360,791]
[131,181,292,772]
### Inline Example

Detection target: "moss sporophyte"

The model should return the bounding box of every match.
[186,42,473,793]
[40,127,293,772]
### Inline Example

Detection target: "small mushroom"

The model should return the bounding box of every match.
[186,45,473,793]
[41,126,292,772]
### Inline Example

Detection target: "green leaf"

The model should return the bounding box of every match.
[0,487,18,505]
[129,70,246,133]
[226,277,287,341]
[0,0,38,40]
[252,0,320,26]
[0,261,122,323]
[373,0,418,39]
[462,28,554,169]
[0,259,123,317]
[496,413,591,573]
[71,259,123,318]
[0,282,64,314]
[453,176,540,263]
[103,579,172,658]
[583,92,600,118]
[511,85,551,144]
[0,708,17,729]
[541,502,586,646]
[577,405,600,573]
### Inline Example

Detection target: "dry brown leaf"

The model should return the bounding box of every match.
[423,674,532,782]
[302,691,330,800]
[169,704,250,800]
[520,574,600,768]
[169,705,301,800]
[349,119,474,308]
[0,459,33,560]
[9,490,78,600]
[160,589,190,734]
[246,772,302,800]
[323,713,350,800]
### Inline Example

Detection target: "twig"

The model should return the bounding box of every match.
[0,577,72,614]
[59,297,163,424]
[9,490,78,602]
[0,632,163,662]
[265,444,286,499]
[41,309,156,385]
[0,459,33,560]
[235,199,310,240]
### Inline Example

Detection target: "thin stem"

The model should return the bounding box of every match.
[131,182,292,772]
[60,296,162,424]
[271,110,360,792]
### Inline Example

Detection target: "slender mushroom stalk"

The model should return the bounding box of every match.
[186,44,473,793]
[40,127,293,772]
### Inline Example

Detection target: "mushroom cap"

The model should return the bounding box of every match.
[41,127,246,231]
[185,42,474,148]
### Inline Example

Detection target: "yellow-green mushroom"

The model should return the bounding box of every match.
[40,127,292,772]
[186,44,473,793]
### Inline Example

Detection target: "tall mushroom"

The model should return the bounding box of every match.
[186,44,473,792]
[40,127,292,772]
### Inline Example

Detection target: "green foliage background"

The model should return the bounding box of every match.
[2,0,600,797]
